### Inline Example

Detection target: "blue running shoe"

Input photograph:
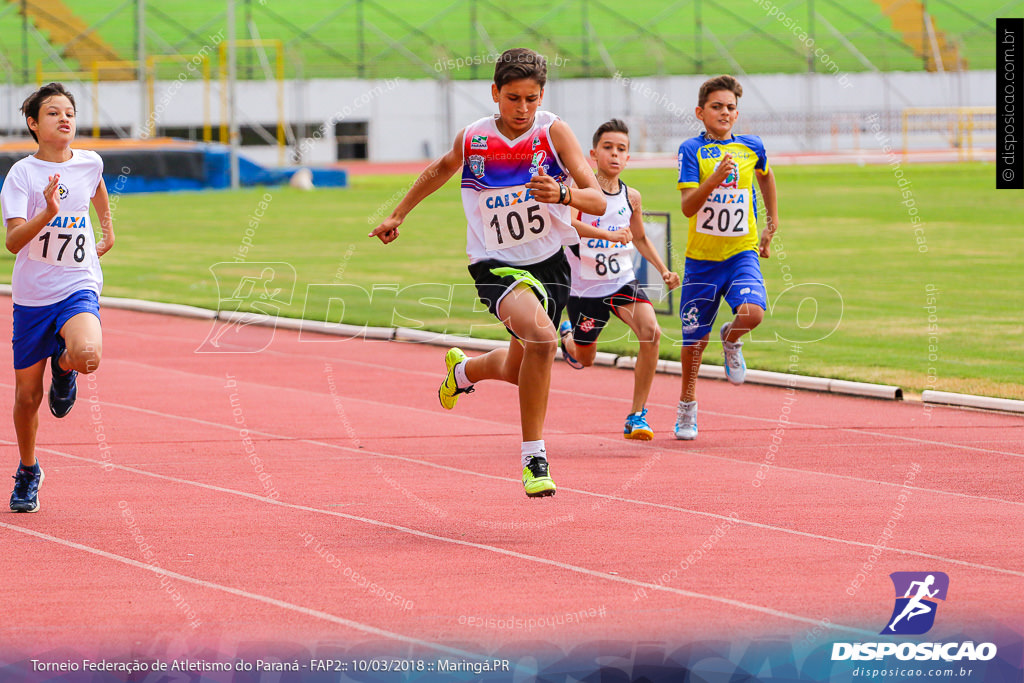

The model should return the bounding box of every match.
[558,320,583,370]
[10,464,44,513]
[624,408,654,440]
[49,345,78,418]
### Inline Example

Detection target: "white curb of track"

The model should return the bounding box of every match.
[0,288,955,406]
[921,390,1024,414]
[614,355,901,399]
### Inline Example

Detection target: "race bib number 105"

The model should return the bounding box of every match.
[479,186,550,251]
[698,188,750,237]
[29,214,91,266]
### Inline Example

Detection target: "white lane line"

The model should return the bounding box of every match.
[9,384,1021,578]
[5,372,1022,576]
[0,445,878,637]
[99,322,1024,460]
[0,521,485,660]
[35,357,1024,510]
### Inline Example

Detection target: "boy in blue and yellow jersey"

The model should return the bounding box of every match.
[673,75,778,440]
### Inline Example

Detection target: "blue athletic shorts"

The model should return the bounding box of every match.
[12,290,100,370]
[678,250,766,345]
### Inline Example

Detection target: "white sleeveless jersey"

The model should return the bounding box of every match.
[567,180,637,298]
[460,111,577,265]
[0,149,104,306]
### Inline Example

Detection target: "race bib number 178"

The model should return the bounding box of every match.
[29,214,91,266]
[479,186,550,251]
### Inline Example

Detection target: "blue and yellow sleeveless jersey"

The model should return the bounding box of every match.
[676,132,769,262]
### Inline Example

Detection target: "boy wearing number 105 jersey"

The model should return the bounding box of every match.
[674,74,778,440]
[370,49,606,497]
[560,119,680,440]
[1,82,114,512]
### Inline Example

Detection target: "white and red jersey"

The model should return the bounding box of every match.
[567,180,637,298]
[0,149,104,306]
[460,111,577,265]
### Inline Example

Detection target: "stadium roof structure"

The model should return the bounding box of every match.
[0,0,1011,83]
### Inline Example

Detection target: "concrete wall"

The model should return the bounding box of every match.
[0,71,995,166]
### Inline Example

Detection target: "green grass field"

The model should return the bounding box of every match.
[3,161,1017,399]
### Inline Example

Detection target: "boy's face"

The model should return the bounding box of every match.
[30,94,76,143]
[696,89,738,139]
[491,78,543,137]
[590,131,630,177]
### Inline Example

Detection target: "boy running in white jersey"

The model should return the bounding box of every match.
[1,82,114,512]
[370,48,605,497]
[559,119,680,439]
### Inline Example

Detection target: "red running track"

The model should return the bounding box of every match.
[1,305,1022,659]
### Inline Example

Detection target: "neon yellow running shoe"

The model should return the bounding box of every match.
[438,347,473,410]
[522,456,556,497]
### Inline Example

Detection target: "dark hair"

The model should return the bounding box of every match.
[698,74,742,107]
[493,48,547,90]
[21,82,76,142]
[592,118,629,149]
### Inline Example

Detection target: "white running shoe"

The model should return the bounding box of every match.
[720,322,746,385]
[674,401,698,440]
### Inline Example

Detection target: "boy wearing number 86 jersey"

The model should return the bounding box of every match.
[370,49,606,497]
[560,119,681,439]
[1,82,114,512]
[674,74,778,440]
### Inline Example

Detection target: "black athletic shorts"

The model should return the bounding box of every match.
[467,250,571,332]
[565,279,651,346]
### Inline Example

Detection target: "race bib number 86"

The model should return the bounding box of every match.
[580,234,634,280]
[479,186,550,251]
[698,188,750,237]
[29,214,91,266]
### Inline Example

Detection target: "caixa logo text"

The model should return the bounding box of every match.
[831,642,997,662]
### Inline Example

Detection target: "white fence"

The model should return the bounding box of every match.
[0,70,996,165]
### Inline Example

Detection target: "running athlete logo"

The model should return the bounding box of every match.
[198,262,297,353]
[881,572,949,635]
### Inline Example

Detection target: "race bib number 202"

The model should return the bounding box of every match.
[698,188,750,237]
[479,186,550,251]
[29,214,91,266]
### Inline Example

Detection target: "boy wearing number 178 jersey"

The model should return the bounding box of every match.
[1,82,114,512]
[370,49,606,497]
[674,74,778,440]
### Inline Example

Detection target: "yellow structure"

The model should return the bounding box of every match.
[902,107,995,161]
[218,39,287,164]
[15,0,130,78]
[874,0,964,71]
[145,55,212,141]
